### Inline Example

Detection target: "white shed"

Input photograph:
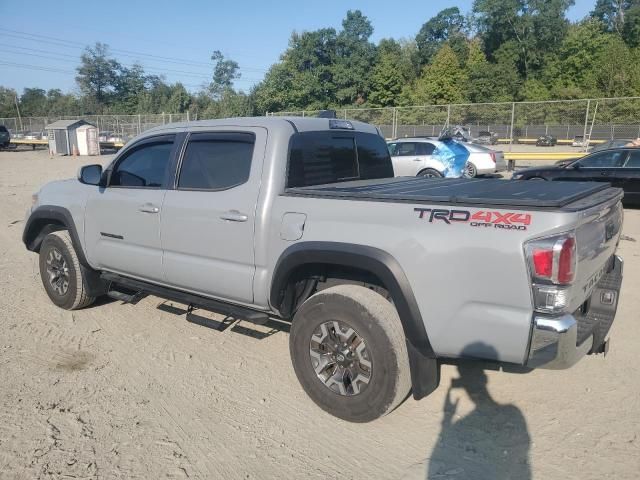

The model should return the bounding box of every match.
[76,124,100,155]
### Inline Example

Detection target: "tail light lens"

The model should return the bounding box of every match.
[489,152,496,163]
[527,233,576,285]
[525,233,577,314]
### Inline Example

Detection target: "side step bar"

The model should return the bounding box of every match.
[101,272,269,325]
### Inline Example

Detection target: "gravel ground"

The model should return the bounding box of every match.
[0,149,638,480]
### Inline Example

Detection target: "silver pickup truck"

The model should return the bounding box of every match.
[23,117,623,422]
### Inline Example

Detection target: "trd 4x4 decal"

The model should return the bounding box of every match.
[414,208,531,231]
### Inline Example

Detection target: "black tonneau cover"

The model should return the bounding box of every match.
[285,177,617,210]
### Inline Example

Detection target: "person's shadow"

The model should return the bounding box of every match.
[427,343,531,479]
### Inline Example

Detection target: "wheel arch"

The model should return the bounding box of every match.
[271,241,439,399]
[271,242,435,357]
[23,205,89,267]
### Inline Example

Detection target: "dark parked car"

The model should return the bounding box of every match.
[588,139,632,153]
[512,147,640,205]
[536,134,557,147]
[473,130,499,145]
[0,125,10,148]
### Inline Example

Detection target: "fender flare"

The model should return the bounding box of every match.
[271,242,440,399]
[23,205,90,267]
[270,241,435,358]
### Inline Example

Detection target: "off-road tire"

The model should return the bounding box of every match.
[289,285,411,422]
[39,230,95,310]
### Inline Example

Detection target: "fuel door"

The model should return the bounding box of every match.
[280,212,307,241]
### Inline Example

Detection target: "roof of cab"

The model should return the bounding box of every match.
[141,116,380,137]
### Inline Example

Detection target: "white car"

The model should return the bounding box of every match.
[387,137,507,178]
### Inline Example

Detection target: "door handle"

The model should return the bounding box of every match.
[600,171,611,176]
[220,210,248,222]
[139,204,160,213]
[413,158,422,161]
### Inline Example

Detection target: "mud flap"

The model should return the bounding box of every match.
[407,339,440,400]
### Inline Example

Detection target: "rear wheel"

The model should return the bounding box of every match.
[417,168,443,178]
[463,162,478,178]
[38,231,95,310]
[289,285,411,422]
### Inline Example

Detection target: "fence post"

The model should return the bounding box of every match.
[507,102,516,171]
[446,104,451,128]
[508,102,516,151]
[392,107,397,139]
[582,99,591,147]
[138,114,141,135]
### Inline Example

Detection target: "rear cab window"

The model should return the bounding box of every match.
[178,132,255,190]
[287,131,394,188]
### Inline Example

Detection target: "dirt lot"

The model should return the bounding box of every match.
[1,149,639,480]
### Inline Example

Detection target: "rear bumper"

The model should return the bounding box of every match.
[526,255,623,369]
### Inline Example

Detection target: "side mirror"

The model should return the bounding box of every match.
[572,162,581,170]
[78,164,103,185]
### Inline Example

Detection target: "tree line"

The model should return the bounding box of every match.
[1,0,639,121]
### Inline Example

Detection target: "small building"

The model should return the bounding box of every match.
[45,119,97,156]
[76,124,100,155]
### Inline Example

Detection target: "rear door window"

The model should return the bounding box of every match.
[417,142,436,155]
[623,150,640,168]
[287,131,393,188]
[579,150,626,168]
[178,133,255,190]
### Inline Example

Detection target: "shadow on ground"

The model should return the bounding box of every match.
[426,343,531,480]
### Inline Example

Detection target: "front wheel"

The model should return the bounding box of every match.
[38,231,95,310]
[289,285,411,422]
[417,168,443,178]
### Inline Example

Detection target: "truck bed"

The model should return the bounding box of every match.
[285,177,621,211]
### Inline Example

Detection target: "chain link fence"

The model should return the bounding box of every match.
[4,97,640,147]
[268,97,640,147]
[0,113,190,142]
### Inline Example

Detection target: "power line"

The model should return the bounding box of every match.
[0,46,265,82]
[0,61,75,74]
[0,28,270,73]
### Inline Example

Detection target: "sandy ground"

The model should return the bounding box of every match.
[0,149,639,480]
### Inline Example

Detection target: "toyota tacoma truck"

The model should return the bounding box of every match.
[23,117,624,422]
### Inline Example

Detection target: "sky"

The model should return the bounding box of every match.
[0,0,596,95]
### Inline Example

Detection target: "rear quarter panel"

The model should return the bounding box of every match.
[263,194,588,364]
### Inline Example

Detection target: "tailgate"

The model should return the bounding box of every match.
[570,197,623,312]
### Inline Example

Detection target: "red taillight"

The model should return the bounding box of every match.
[558,236,575,284]
[526,233,576,285]
[490,152,496,163]
[532,249,553,277]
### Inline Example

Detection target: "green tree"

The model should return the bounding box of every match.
[473,0,574,79]
[75,42,120,109]
[0,87,18,118]
[46,89,80,116]
[165,83,192,113]
[416,7,466,65]
[19,88,48,116]
[369,40,406,106]
[411,44,467,104]
[333,10,376,104]
[210,50,241,99]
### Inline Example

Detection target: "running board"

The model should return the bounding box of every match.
[107,289,145,304]
[101,272,269,325]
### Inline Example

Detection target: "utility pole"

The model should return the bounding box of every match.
[14,95,23,132]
